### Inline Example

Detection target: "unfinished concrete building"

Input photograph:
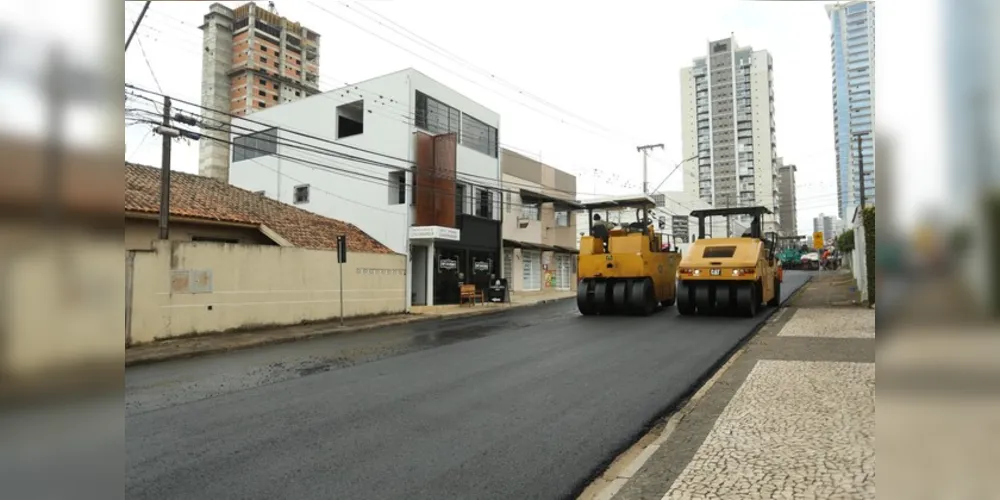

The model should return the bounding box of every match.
[199,2,321,183]
[776,158,798,237]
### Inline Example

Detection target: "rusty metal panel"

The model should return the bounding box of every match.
[414,133,436,227]
[169,269,213,294]
[433,133,457,228]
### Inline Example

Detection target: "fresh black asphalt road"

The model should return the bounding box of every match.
[127,272,811,500]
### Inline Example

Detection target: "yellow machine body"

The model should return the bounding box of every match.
[676,236,781,317]
[676,206,783,317]
[577,226,681,316]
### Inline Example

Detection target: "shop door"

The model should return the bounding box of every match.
[555,254,571,290]
[469,252,494,292]
[522,250,541,291]
[434,250,462,304]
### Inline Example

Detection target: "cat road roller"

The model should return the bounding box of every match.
[676,206,782,317]
[576,195,682,316]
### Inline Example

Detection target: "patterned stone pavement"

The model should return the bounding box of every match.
[603,273,875,500]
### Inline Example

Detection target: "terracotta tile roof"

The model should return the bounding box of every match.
[125,163,394,254]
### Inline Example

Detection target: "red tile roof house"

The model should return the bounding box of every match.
[126,163,393,253]
[125,164,406,346]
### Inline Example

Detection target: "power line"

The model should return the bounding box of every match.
[125,84,637,199]
[125,0,151,52]
[131,113,593,212]
[130,6,684,176]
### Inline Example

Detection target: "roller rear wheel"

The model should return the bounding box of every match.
[677,281,695,316]
[612,281,630,315]
[576,279,596,315]
[736,282,758,317]
[628,279,656,316]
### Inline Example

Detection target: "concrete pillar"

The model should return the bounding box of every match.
[426,241,435,306]
[198,4,235,183]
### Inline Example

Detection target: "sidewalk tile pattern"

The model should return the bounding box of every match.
[661,360,875,500]
[776,308,876,339]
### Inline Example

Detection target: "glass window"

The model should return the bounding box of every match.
[232,127,278,162]
[461,113,498,157]
[415,91,459,135]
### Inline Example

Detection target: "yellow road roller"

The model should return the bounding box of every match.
[676,207,781,317]
[577,195,682,316]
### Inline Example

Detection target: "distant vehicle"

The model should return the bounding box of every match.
[800,252,820,270]
[676,206,782,317]
[575,195,682,316]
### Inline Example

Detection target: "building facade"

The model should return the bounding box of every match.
[680,35,781,234]
[228,68,503,308]
[499,149,581,293]
[776,158,798,237]
[199,2,322,183]
[813,213,844,243]
[827,0,876,219]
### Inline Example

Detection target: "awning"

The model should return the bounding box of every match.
[502,239,559,252]
[553,245,580,254]
[518,188,585,210]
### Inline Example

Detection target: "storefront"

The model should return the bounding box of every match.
[410,215,502,306]
[502,240,578,292]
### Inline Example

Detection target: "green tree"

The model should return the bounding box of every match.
[836,230,855,253]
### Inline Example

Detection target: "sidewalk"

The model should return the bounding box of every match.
[125,289,574,367]
[582,271,875,500]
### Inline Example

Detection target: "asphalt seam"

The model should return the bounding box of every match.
[125,298,572,367]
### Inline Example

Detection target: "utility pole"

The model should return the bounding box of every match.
[637,143,664,194]
[125,1,152,53]
[158,96,173,240]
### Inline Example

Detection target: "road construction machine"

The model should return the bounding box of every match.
[576,195,682,316]
[676,207,782,317]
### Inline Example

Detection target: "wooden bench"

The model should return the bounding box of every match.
[459,284,484,306]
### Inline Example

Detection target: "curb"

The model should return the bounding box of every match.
[573,274,813,500]
[125,296,573,368]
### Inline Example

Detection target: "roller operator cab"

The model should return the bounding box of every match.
[677,206,783,317]
[576,195,682,316]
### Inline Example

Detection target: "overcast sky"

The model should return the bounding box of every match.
[122,0,942,233]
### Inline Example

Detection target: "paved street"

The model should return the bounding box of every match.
[127,273,810,500]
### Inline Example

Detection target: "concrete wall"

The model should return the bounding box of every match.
[128,240,406,345]
[1,230,122,380]
[125,216,276,250]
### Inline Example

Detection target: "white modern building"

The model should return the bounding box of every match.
[827,0,876,220]
[680,34,781,234]
[228,68,503,308]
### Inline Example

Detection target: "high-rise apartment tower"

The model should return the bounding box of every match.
[199,2,321,182]
[827,0,876,220]
[776,157,798,237]
[680,35,781,234]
